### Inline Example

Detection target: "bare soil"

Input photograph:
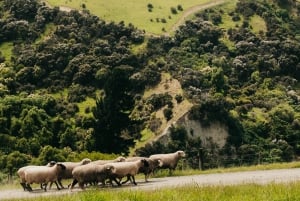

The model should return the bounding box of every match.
[1,168,300,200]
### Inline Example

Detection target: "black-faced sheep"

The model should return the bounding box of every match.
[90,156,126,165]
[125,157,162,182]
[52,158,91,189]
[106,159,149,186]
[69,163,115,190]
[17,161,57,191]
[149,150,186,175]
[24,163,66,192]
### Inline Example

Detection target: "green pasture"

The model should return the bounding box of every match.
[8,182,300,201]
[45,0,219,34]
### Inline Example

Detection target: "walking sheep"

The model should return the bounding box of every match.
[24,163,66,192]
[107,159,149,186]
[51,158,91,189]
[69,163,115,190]
[17,161,57,191]
[149,150,186,175]
[125,157,162,182]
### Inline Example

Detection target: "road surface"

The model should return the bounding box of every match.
[1,168,300,200]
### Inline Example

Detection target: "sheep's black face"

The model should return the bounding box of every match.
[48,161,57,166]
[142,159,149,167]
[58,163,66,170]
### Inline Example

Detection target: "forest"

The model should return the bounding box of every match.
[0,0,300,181]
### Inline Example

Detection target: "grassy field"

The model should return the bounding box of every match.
[7,182,300,201]
[45,0,218,34]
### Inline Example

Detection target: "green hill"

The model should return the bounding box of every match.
[44,0,221,34]
[0,0,300,177]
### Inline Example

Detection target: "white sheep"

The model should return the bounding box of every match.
[69,163,115,190]
[106,159,149,186]
[149,150,186,174]
[51,158,91,189]
[90,156,126,165]
[125,156,162,182]
[17,161,57,191]
[24,163,66,192]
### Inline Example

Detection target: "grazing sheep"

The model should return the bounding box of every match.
[69,163,115,190]
[17,161,57,191]
[149,150,186,174]
[90,156,126,165]
[51,158,91,189]
[125,157,162,182]
[24,163,66,192]
[107,159,149,186]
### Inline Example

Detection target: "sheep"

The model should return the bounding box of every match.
[106,159,149,186]
[69,163,115,190]
[90,156,126,165]
[50,158,91,189]
[149,150,186,175]
[24,163,66,192]
[17,161,57,191]
[125,156,162,182]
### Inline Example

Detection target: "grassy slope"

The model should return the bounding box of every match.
[130,73,193,154]
[0,42,13,63]
[45,0,217,34]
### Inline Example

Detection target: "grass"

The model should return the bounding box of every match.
[7,182,300,201]
[35,23,56,44]
[45,0,221,34]
[77,97,96,117]
[0,42,14,63]
[249,14,267,34]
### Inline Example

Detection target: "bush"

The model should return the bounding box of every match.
[177,5,183,11]
[163,108,173,120]
[170,7,177,14]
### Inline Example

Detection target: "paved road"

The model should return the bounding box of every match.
[1,168,300,200]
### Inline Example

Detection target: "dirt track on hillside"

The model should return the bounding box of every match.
[169,0,227,34]
[1,168,300,200]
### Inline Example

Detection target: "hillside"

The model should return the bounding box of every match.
[44,0,219,35]
[0,0,300,178]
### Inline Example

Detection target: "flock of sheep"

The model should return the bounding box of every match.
[17,150,186,192]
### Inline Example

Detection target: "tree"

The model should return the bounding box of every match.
[93,65,136,154]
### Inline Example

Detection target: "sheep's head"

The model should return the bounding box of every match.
[46,161,57,167]
[57,163,66,170]
[105,165,116,174]
[177,150,186,158]
[141,159,149,167]
[116,156,126,162]
[81,158,92,165]
[157,159,163,167]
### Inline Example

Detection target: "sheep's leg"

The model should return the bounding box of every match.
[79,182,85,189]
[69,179,78,190]
[58,179,65,189]
[131,176,137,185]
[121,175,131,184]
[26,183,33,192]
[20,182,27,191]
[43,183,48,192]
[53,181,61,190]
[111,178,121,186]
